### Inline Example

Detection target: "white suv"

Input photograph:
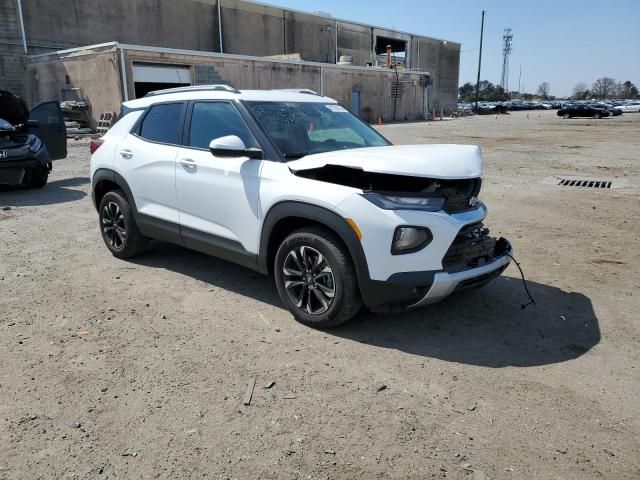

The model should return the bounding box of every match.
[90,85,512,328]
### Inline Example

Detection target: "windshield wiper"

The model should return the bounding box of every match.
[283,152,312,160]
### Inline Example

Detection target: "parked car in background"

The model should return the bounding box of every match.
[508,101,528,111]
[0,90,67,188]
[91,86,512,328]
[557,103,610,119]
[475,103,495,114]
[456,103,474,116]
[614,101,640,113]
[590,102,622,116]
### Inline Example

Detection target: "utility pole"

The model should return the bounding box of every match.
[474,10,485,111]
[518,65,522,98]
[217,0,224,53]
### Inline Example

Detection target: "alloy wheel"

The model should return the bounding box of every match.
[282,246,336,315]
[102,201,127,249]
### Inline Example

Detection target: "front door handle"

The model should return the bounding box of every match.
[180,158,197,169]
[119,149,133,159]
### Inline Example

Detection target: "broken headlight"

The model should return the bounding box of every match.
[361,192,445,212]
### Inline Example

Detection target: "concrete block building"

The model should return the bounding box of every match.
[1,0,461,126]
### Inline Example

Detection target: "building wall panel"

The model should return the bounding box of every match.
[28,50,123,129]
[21,0,218,51]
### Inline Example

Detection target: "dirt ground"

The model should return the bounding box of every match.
[1,110,639,480]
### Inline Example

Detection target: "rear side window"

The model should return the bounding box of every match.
[139,103,183,144]
[188,102,257,149]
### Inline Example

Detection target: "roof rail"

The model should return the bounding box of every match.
[273,88,320,96]
[144,84,240,97]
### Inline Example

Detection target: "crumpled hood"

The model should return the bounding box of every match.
[0,90,28,127]
[287,144,483,179]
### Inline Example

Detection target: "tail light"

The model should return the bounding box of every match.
[90,138,105,154]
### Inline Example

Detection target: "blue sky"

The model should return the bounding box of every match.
[257,0,640,97]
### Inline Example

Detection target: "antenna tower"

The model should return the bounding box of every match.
[500,28,513,92]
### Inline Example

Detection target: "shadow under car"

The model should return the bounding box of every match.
[131,243,600,368]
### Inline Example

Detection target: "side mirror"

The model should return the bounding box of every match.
[26,119,40,128]
[209,135,263,159]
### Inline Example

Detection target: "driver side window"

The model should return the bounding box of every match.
[188,102,257,150]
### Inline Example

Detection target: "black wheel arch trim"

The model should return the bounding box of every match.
[258,200,380,306]
[90,181,434,311]
[92,169,138,213]
[92,168,180,243]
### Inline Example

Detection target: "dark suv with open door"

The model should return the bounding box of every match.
[0,90,67,188]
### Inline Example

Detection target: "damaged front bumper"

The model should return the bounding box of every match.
[409,245,511,308]
[0,159,39,185]
[362,235,512,313]
[335,193,512,313]
[0,145,49,186]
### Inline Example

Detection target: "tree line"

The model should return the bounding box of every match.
[572,79,638,100]
[459,78,639,102]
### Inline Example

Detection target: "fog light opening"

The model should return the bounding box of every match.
[391,226,432,255]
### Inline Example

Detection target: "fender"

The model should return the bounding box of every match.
[91,168,180,244]
[258,201,373,299]
[92,169,137,212]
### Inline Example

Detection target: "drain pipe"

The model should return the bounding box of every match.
[218,0,224,53]
[118,45,129,101]
[334,20,338,63]
[16,0,28,54]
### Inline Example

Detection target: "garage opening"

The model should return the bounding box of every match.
[375,36,407,68]
[132,64,192,98]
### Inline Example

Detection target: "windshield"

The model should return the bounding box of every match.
[245,101,390,159]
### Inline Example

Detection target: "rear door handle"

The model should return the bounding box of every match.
[119,149,133,159]
[180,158,196,169]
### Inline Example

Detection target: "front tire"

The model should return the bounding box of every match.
[563,113,570,119]
[25,165,49,188]
[593,112,602,119]
[274,227,362,328]
[98,190,147,259]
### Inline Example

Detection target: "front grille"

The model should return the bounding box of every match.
[439,178,482,213]
[0,145,30,160]
[442,222,498,272]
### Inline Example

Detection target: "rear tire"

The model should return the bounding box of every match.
[274,227,362,329]
[563,113,570,119]
[25,165,49,189]
[593,112,602,119]
[98,190,147,259]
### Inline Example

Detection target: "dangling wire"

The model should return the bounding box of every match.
[505,252,536,309]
